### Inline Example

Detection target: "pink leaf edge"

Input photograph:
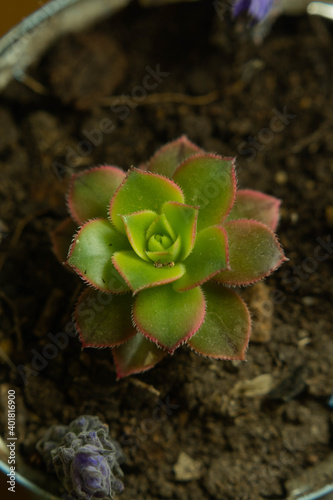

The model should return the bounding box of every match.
[172,153,237,222]
[74,288,135,349]
[133,289,207,354]
[108,167,185,224]
[235,189,282,231]
[188,288,252,361]
[67,165,125,225]
[111,254,184,295]
[112,344,167,380]
[217,219,288,287]
[65,219,127,295]
[175,226,231,292]
[148,135,203,169]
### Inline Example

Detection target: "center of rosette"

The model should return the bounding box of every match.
[145,231,180,264]
[143,213,180,264]
[121,202,199,267]
[147,234,173,252]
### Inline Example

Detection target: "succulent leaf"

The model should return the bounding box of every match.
[109,168,184,233]
[173,225,229,292]
[161,201,198,261]
[214,219,286,286]
[227,189,281,231]
[67,219,131,293]
[122,210,158,261]
[173,154,236,232]
[112,332,167,379]
[148,135,203,178]
[75,288,136,348]
[112,250,186,294]
[146,213,176,241]
[188,283,251,360]
[133,284,206,352]
[68,166,126,225]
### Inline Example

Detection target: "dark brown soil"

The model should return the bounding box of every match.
[0,2,333,499]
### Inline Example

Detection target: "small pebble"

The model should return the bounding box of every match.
[299,97,312,109]
[232,374,274,398]
[325,206,333,225]
[173,452,202,481]
[306,180,315,190]
[297,329,309,339]
[302,296,316,306]
[275,170,288,185]
[305,454,319,465]
[298,337,311,348]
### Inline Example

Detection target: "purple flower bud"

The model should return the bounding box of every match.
[36,416,124,499]
[233,0,275,21]
[70,446,111,499]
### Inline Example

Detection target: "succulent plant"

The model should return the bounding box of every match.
[51,136,286,378]
[36,415,124,500]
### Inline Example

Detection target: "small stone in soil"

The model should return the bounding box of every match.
[173,452,203,481]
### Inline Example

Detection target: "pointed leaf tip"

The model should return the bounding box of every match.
[188,283,251,360]
[214,219,286,286]
[112,250,185,294]
[122,210,158,261]
[133,284,206,352]
[112,332,167,378]
[148,135,203,178]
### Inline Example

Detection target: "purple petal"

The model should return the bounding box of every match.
[249,0,274,19]
[233,0,251,17]
[233,0,274,20]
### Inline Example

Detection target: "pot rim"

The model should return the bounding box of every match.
[0,458,62,499]
[0,0,130,92]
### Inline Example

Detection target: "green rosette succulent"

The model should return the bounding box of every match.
[52,136,286,378]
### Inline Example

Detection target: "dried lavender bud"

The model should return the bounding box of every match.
[37,415,124,499]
